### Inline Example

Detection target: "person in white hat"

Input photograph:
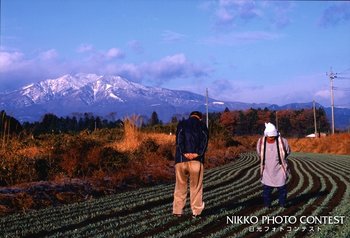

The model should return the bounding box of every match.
[256,122,291,208]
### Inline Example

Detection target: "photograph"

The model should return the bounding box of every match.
[0,0,349,237]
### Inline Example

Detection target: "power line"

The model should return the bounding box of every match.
[338,67,350,74]
[336,76,350,80]
[335,103,350,107]
[334,87,350,91]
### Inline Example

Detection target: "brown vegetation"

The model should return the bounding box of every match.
[289,133,350,155]
[0,114,348,216]
[0,118,255,215]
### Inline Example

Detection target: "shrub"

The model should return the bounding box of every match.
[139,139,159,153]
[35,158,50,181]
[90,128,124,142]
[157,145,174,161]
[225,137,242,147]
[4,157,36,185]
[100,147,129,173]
[58,134,103,178]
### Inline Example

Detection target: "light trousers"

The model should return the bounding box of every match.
[173,160,204,215]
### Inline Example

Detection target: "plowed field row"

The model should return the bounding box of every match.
[0,152,349,238]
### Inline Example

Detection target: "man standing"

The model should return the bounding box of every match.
[257,122,291,208]
[173,111,209,218]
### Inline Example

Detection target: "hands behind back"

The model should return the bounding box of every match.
[184,153,199,160]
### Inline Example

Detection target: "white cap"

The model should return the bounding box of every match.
[264,122,278,137]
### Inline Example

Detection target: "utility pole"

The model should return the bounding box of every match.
[327,68,337,134]
[206,88,209,128]
[275,111,278,130]
[313,100,318,137]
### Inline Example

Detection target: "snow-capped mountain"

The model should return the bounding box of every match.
[0,73,236,122]
[1,73,349,129]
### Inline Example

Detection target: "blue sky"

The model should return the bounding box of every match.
[1,0,350,108]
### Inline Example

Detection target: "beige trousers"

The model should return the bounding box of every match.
[173,160,204,216]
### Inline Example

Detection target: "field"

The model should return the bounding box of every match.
[1,152,349,238]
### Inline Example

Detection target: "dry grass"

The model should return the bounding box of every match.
[146,133,175,145]
[113,115,175,153]
[113,115,143,152]
[289,133,350,155]
[17,146,45,158]
[205,135,257,168]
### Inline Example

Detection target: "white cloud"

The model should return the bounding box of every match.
[39,49,58,60]
[319,2,350,27]
[77,44,94,53]
[210,78,241,96]
[128,40,144,54]
[105,63,142,81]
[161,30,187,43]
[215,7,235,25]
[141,54,212,82]
[0,49,69,91]
[0,48,213,91]
[0,51,24,72]
[211,0,292,29]
[201,31,282,46]
[79,46,125,62]
[261,1,294,29]
[1,48,347,108]
[105,48,124,59]
[215,0,260,26]
[100,54,212,84]
[315,90,329,98]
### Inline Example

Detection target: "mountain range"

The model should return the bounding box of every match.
[0,73,349,129]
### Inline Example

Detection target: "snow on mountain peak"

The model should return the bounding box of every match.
[2,73,347,129]
[1,73,210,121]
[21,83,34,90]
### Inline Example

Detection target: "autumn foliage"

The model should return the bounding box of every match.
[220,107,330,137]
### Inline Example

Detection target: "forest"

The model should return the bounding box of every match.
[1,107,331,138]
[217,107,330,137]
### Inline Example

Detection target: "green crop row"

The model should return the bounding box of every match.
[0,152,349,238]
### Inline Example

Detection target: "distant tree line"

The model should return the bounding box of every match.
[219,107,330,137]
[22,113,124,135]
[0,110,169,136]
[0,107,331,137]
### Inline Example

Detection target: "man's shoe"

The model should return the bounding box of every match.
[173,214,182,218]
[192,214,201,219]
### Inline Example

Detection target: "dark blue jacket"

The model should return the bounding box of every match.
[175,117,209,164]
